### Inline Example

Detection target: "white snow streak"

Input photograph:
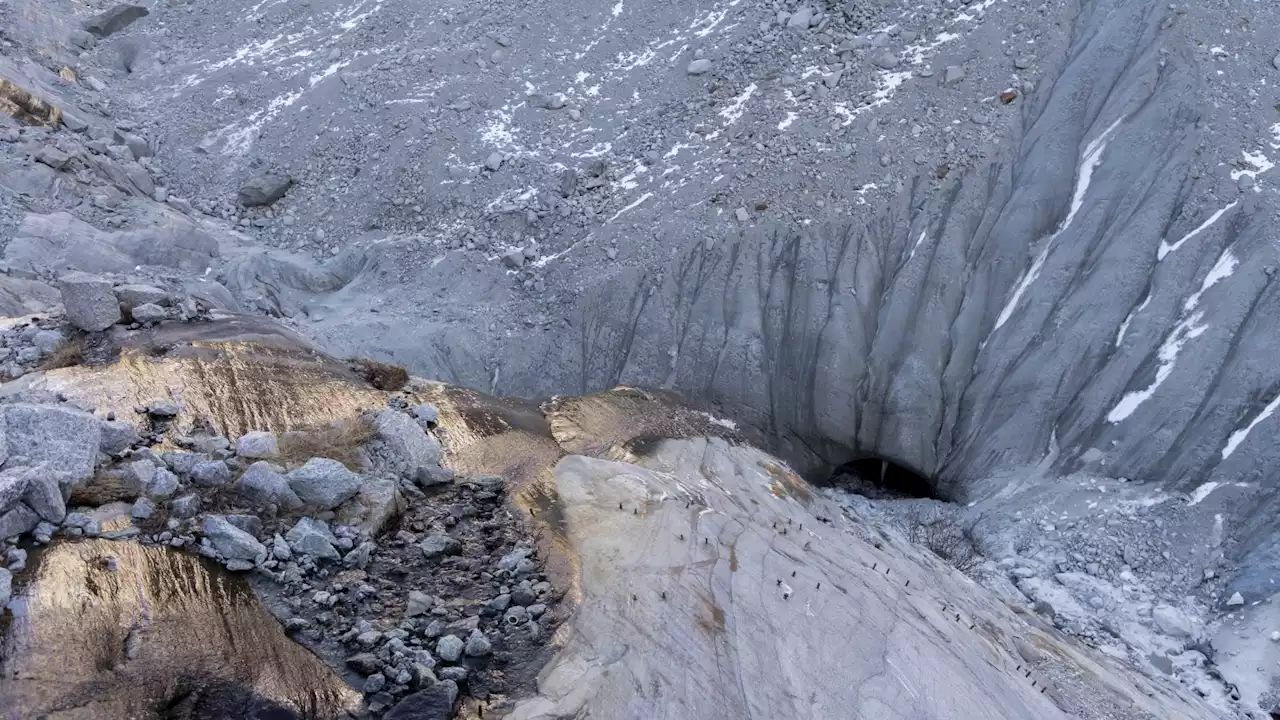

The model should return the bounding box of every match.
[1187,482,1221,506]
[777,111,798,130]
[608,192,652,223]
[1157,202,1237,261]
[1114,293,1150,347]
[1107,249,1237,423]
[1222,391,1280,460]
[994,117,1124,331]
[719,84,756,124]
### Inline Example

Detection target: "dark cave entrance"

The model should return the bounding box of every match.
[827,457,940,500]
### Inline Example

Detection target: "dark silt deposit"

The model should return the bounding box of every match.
[0,540,360,719]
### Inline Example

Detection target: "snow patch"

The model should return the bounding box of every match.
[1221,391,1280,460]
[1157,202,1237,261]
[719,84,756,124]
[1187,482,1221,506]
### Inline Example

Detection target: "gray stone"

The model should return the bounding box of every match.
[463,629,492,657]
[32,330,64,353]
[147,468,179,498]
[436,666,468,683]
[121,459,157,492]
[343,540,374,568]
[131,303,166,323]
[786,7,813,28]
[238,172,293,206]
[203,515,266,560]
[236,431,279,458]
[871,51,899,69]
[0,503,40,539]
[99,420,139,455]
[224,514,262,537]
[420,534,461,560]
[114,130,151,160]
[435,634,464,663]
[287,458,361,508]
[161,451,203,475]
[502,249,525,269]
[511,585,537,606]
[131,497,155,519]
[527,603,546,618]
[84,4,149,37]
[0,568,10,608]
[272,533,292,560]
[484,152,503,172]
[1227,592,1245,607]
[686,59,713,75]
[286,517,340,560]
[412,404,438,424]
[414,465,454,488]
[558,169,577,197]
[58,272,120,331]
[1152,604,1196,638]
[147,401,181,418]
[190,460,231,487]
[21,468,68,523]
[943,65,966,85]
[236,461,302,508]
[114,284,169,309]
[488,594,511,612]
[168,493,201,519]
[383,680,458,720]
[6,547,26,572]
[4,404,100,482]
[367,410,442,479]
[1274,53,1280,71]
[0,467,28,512]
[346,652,381,675]
[363,673,387,694]
[68,30,96,50]
[405,590,433,617]
[36,147,71,170]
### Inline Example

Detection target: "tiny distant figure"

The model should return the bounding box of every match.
[783,592,791,600]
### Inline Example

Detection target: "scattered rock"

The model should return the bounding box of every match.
[484,152,503,172]
[58,272,120,331]
[236,431,280,459]
[435,634,464,663]
[147,468,179,498]
[943,65,966,85]
[84,4,149,37]
[999,90,1018,104]
[0,568,10,608]
[203,515,266,561]
[36,147,71,170]
[367,409,442,479]
[687,59,713,75]
[383,680,458,720]
[285,517,340,561]
[5,403,100,482]
[287,458,361,509]
[168,493,201,519]
[0,503,40,540]
[114,284,169,310]
[99,420,139,455]
[131,303,166,324]
[464,629,492,657]
[238,172,293,206]
[502,249,525,269]
[237,461,302,508]
[189,460,231,488]
[405,590,433,618]
[21,468,68,523]
[420,533,461,560]
[1227,592,1245,607]
[786,7,813,28]
[871,51,898,69]
[346,652,382,675]
[131,497,155,519]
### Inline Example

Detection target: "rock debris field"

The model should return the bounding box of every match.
[2,0,1280,716]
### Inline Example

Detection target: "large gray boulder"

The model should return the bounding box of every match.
[0,567,10,608]
[238,172,293,206]
[202,515,265,561]
[284,517,339,560]
[0,468,27,512]
[286,458,361,509]
[0,503,39,540]
[366,410,441,479]
[3,404,100,483]
[235,462,301,509]
[84,4,149,37]
[113,284,169,310]
[21,468,68,523]
[383,680,458,720]
[189,460,231,488]
[57,272,120,331]
[235,431,279,459]
[98,420,139,456]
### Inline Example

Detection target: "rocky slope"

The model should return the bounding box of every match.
[2,0,1280,715]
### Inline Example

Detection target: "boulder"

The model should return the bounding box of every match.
[98,420,139,455]
[346,652,381,675]
[131,497,154,519]
[121,459,157,493]
[84,4,149,37]
[435,635,463,663]
[383,680,459,720]
[285,517,340,560]
[146,468,179,498]
[366,409,442,479]
[287,458,361,509]
[1152,604,1197,638]
[168,493,201,519]
[131,303,166,324]
[238,172,293,206]
[21,468,68,523]
[420,534,461,560]
[4,404,100,483]
[334,474,400,536]
[161,451,204,475]
[235,431,279,459]
[464,629,492,657]
[236,462,302,508]
[32,330,64,354]
[0,503,39,539]
[113,284,169,309]
[0,467,28,511]
[190,460,231,487]
[57,272,120,331]
[405,590,432,618]
[203,515,265,561]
